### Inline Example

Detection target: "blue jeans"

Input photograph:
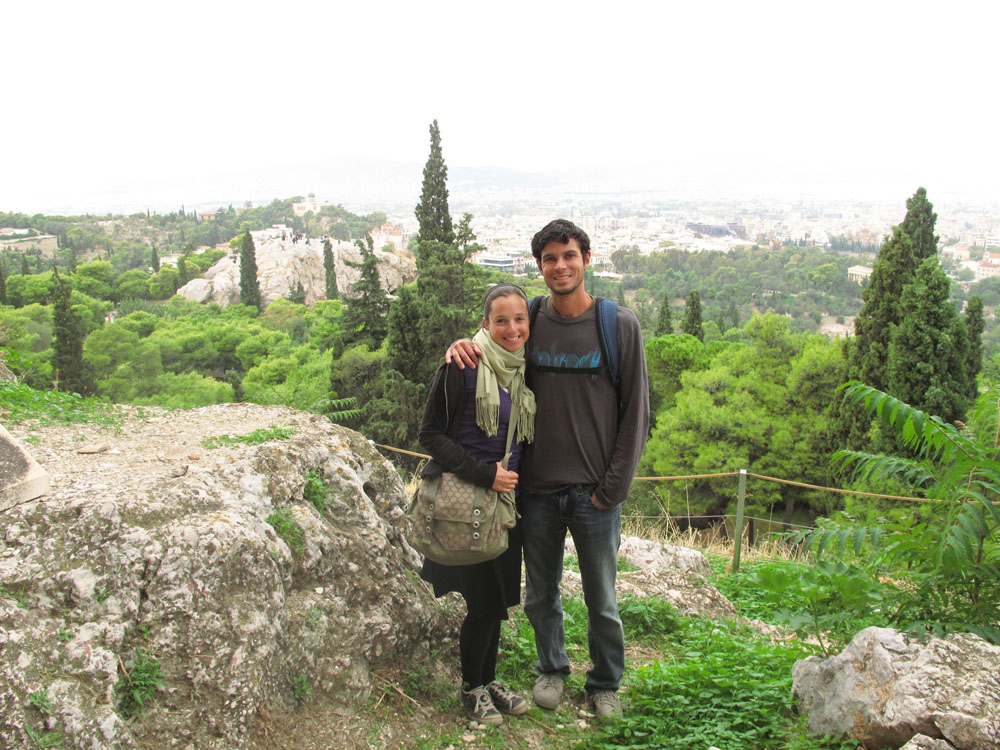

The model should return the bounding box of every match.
[522,485,624,693]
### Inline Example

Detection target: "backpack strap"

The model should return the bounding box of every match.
[595,298,620,392]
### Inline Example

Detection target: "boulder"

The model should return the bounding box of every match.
[176,227,416,310]
[565,535,736,619]
[0,422,49,511]
[793,626,1000,749]
[0,404,453,749]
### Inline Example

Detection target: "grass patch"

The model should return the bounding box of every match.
[115,648,164,718]
[201,427,297,449]
[303,469,328,512]
[267,508,305,557]
[582,618,857,750]
[0,382,122,428]
[619,595,681,641]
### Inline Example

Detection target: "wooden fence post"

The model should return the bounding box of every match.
[732,469,747,572]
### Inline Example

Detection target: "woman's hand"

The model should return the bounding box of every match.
[492,463,518,493]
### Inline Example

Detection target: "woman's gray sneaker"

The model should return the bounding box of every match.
[486,681,528,715]
[461,686,503,725]
[532,672,565,710]
[587,689,621,722]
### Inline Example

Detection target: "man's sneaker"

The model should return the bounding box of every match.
[486,680,528,715]
[460,685,503,725]
[587,690,621,722]
[532,672,565,710]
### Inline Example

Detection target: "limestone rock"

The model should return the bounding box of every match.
[618,535,712,578]
[565,536,735,619]
[0,422,49,511]
[176,227,416,310]
[0,404,452,749]
[793,626,1000,750]
[901,735,959,750]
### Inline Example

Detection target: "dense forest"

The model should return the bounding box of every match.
[1,133,994,535]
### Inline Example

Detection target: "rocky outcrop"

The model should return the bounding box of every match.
[0,404,450,749]
[793,626,1000,750]
[176,227,416,309]
[565,536,736,620]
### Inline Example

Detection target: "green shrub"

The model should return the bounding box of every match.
[303,470,328,512]
[267,508,305,557]
[115,648,164,718]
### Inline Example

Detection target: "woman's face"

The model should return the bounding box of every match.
[483,295,530,353]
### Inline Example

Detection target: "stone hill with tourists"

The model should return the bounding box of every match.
[176,226,416,309]
[1,404,998,749]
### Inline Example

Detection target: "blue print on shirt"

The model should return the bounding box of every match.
[531,342,602,379]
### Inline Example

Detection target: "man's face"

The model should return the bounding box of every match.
[536,239,590,297]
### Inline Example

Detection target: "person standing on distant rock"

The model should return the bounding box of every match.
[447,219,650,723]
[418,283,536,726]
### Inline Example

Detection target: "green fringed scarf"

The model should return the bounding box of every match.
[472,326,535,446]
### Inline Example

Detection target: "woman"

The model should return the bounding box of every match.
[418,283,536,725]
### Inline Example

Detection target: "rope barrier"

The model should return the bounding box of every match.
[372,444,936,503]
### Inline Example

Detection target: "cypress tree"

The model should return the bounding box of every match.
[342,235,389,348]
[386,120,482,386]
[964,296,985,402]
[0,260,6,305]
[887,257,968,424]
[385,284,424,380]
[655,293,672,336]
[239,231,262,312]
[20,255,29,276]
[851,226,918,393]
[323,238,338,299]
[151,245,160,272]
[51,268,90,395]
[682,290,704,341]
[414,120,455,250]
[177,256,188,286]
[902,187,939,261]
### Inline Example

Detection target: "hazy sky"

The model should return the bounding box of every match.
[4,1,998,213]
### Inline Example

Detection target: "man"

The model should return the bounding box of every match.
[447,219,649,721]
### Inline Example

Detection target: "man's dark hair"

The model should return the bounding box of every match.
[531,219,591,261]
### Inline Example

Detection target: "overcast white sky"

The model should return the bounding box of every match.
[3,0,998,213]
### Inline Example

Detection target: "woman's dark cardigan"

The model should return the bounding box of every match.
[416,363,522,618]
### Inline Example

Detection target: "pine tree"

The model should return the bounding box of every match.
[239,232,262,312]
[414,120,455,250]
[51,268,90,395]
[901,187,939,261]
[151,245,160,272]
[887,257,968,424]
[342,235,389,348]
[964,295,985,402]
[851,226,918,393]
[323,239,338,300]
[655,294,672,336]
[682,290,704,341]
